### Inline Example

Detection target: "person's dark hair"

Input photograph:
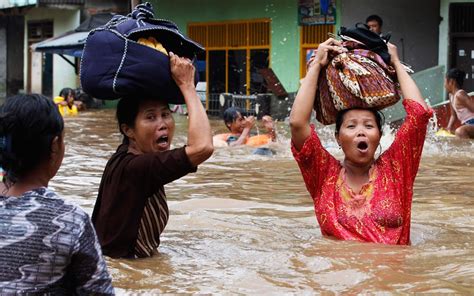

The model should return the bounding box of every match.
[223,107,243,130]
[59,87,75,99]
[335,108,385,136]
[116,97,170,143]
[366,14,383,27]
[116,97,142,144]
[0,94,64,186]
[446,68,465,88]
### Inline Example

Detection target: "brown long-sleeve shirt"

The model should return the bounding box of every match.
[92,144,196,258]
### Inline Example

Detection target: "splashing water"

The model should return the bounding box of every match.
[52,110,473,294]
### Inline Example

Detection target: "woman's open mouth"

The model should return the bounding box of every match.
[356,141,369,153]
[156,135,169,149]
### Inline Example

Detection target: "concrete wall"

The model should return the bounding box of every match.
[7,16,24,97]
[341,0,440,72]
[0,15,24,101]
[149,0,301,93]
[84,0,129,16]
[25,8,79,97]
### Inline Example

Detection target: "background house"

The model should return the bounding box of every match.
[149,0,474,121]
[1,0,473,123]
[0,0,128,103]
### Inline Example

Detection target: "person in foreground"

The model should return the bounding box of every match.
[0,94,114,294]
[92,52,213,258]
[445,68,474,139]
[290,38,432,244]
[213,106,276,147]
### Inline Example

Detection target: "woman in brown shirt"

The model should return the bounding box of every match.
[92,53,214,258]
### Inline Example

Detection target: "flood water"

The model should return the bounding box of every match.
[51,109,474,294]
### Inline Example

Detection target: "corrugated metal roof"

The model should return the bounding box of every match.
[38,0,84,5]
[0,0,85,9]
[0,0,36,9]
[32,31,89,57]
[31,12,114,57]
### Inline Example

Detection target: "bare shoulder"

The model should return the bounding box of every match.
[455,90,470,100]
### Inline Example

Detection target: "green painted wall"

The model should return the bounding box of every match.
[149,0,300,92]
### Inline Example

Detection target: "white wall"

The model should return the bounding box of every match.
[25,8,80,97]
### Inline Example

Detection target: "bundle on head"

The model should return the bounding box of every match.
[80,2,204,103]
[314,24,401,125]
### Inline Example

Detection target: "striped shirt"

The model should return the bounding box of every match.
[93,145,197,258]
[134,188,169,257]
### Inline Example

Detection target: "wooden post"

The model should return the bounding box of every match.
[130,0,140,11]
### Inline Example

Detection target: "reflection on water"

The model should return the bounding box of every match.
[51,110,474,294]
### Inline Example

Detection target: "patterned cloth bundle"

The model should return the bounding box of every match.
[314,34,402,125]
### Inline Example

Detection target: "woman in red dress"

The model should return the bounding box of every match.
[290,38,432,245]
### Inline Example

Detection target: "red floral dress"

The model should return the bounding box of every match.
[292,99,433,244]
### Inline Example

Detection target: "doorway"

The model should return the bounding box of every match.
[27,21,53,97]
[450,3,474,92]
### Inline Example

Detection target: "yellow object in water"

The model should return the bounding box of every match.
[137,37,168,56]
[435,129,455,137]
[246,134,272,147]
[53,96,78,116]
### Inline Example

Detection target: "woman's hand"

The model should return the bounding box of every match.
[387,42,401,65]
[262,115,277,141]
[389,43,429,110]
[243,116,256,130]
[308,38,347,70]
[291,38,346,150]
[262,115,274,131]
[170,52,195,89]
[171,52,213,166]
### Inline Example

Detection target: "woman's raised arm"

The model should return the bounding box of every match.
[290,38,346,150]
[170,52,214,166]
[388,43,429,111]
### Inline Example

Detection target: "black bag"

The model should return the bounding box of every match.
[339,23,390,64]
[80,2,204,103]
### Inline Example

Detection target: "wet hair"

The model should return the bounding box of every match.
[59,87,75,99]
[223,107,243,130]
[0,94,64,186]
[446,68,465,88]
[366,14,383,27]
[116,97,169,143]
[335,108,384,136]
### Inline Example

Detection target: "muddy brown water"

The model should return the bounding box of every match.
[51,110,473,294]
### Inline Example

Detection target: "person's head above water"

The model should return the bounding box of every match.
[223,107,245,133]
[334,108,384,166]
[445,68,465,92]
[59,87,74,99]
[0,94,65,188]
[59,87,76,107]
[116,97,175,153]
[366,14,383,35]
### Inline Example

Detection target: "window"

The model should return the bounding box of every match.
[300,24,334,78]
[188,19,271,111]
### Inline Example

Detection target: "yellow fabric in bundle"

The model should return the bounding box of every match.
[137,37,168,56]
